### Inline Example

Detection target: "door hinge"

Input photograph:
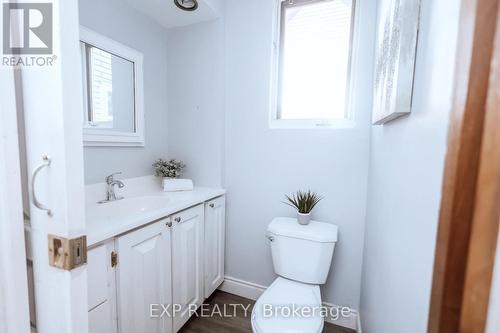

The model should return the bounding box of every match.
[48,235,87,270]
[111,251,118,267]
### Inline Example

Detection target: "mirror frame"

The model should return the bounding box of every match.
[80,26,145,147]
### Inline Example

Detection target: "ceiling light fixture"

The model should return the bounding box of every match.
[174,0,198,11]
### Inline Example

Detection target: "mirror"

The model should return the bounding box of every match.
[81,44,135,132]
[80,27,144,146]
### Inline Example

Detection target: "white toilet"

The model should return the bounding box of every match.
[251,217,338,333]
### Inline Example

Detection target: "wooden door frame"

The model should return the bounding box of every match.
[428,0,500,332]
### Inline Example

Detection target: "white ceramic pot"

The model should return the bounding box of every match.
[297,212,311,225]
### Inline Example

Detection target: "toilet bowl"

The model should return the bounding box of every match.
[251,277,324,333]
[251,217,338,333]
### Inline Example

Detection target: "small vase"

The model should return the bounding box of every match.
[297,212,311,225]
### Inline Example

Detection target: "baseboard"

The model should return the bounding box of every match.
[218,276,267,300]
[321,301,358,331]
[218,276,358,331]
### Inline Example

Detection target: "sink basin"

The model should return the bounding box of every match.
[87,196,174,220]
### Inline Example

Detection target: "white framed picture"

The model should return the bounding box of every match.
[373,0,421,125]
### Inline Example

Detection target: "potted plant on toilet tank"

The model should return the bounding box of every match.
[153,158,193,192]
[283,190,323,225]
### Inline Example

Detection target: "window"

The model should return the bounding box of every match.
[271,0,355,127]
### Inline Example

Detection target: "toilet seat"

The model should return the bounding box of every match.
[251,277,324,333]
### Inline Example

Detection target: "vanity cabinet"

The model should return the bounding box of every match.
[204,196,226,298]
[87,195,225,333]
[115,219,173,333]
[171,204,204,331]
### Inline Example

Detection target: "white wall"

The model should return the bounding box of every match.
[79,0,169,184]
[223,0,375,309]
[166,20,225,187]
[359,0,461,331]
[167,0,376,309]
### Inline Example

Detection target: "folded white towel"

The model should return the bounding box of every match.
[162,178,194,192]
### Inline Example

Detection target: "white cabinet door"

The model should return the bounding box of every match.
[87,241,117,333]
[171,204,204,332]
[204,196,226,298]
[88,302,113,333]
[116,220,172,333]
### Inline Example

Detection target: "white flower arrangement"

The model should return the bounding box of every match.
[153,159,186,178]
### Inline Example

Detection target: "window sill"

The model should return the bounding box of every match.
[269,119,356,129]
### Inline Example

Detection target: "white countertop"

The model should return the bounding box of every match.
[86,176,225,246]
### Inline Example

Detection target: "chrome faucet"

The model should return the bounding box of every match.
[98,172,125,204]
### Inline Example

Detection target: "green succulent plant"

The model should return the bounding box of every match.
[283,190,323,214]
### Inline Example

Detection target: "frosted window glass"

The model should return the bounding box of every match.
[278,0,353,121]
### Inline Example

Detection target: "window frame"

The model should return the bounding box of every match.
[269,0,357,129]
[79,26,145,147]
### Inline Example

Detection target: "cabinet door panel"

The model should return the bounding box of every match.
[87,241,118,333]
[89,301,113,333]
[172,204,204,332]
[87,244,108,310]
[204,196,226,298]
[116,220,172,333]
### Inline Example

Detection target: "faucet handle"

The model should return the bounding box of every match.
[105,172,122,184]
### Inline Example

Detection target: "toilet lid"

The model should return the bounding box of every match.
[252,277,324,333]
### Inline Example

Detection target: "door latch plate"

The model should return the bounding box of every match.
[48,235,87,270]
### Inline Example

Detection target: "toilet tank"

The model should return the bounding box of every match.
[267,217,338,285]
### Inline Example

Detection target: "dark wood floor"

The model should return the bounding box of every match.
[179,291,355,333]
